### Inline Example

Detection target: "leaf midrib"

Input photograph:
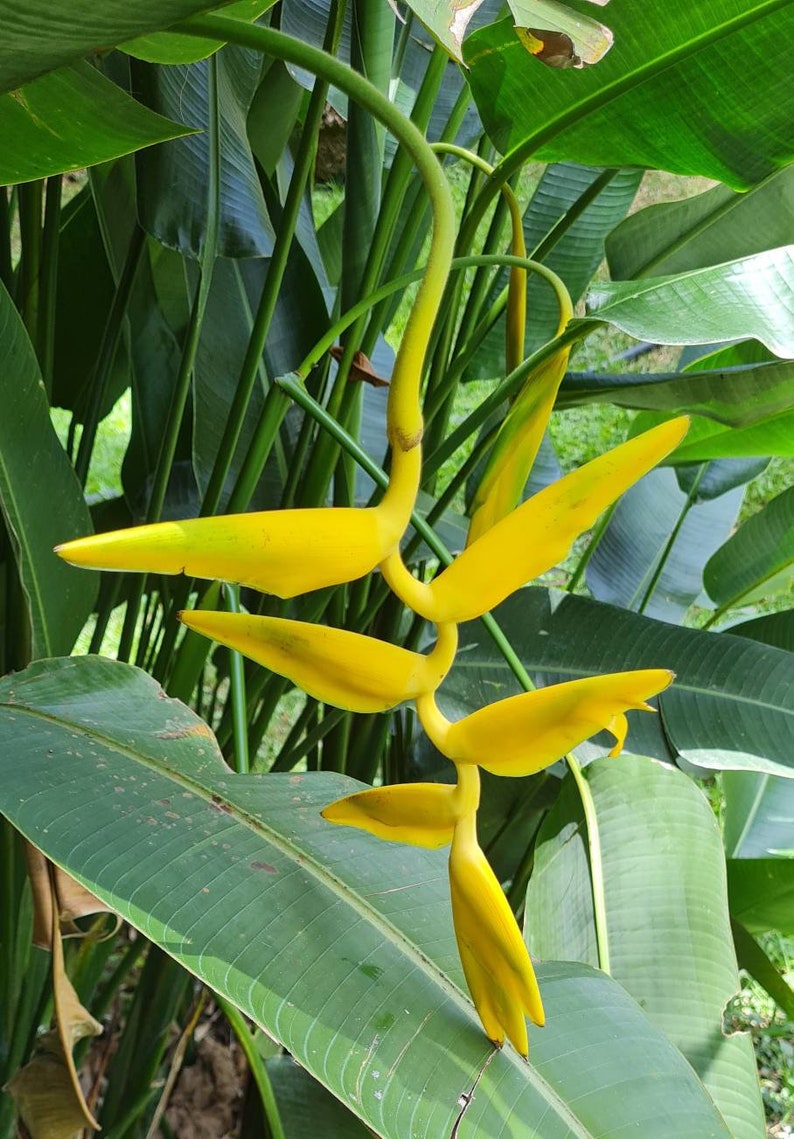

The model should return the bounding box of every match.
[1,696,594,1135]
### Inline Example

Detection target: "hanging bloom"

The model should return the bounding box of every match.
[322,782,459,847]
[179,612,457,713]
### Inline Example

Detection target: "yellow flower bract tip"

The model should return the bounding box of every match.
[55,505,403,599]
[321,783,461,848]
[180,611,454,713]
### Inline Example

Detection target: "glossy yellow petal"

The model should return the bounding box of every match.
[442,669,674,776]
[467,347,570,545]
[180,612,456,713]
[397,416,689,624]
[450,811,544,1055]
[322,783,458,848]
[56,504,402,598]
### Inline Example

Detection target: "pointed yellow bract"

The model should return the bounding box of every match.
[56,504,404,598]
[467,346,571,545]
[322,783,459,848]
[440,670,674,776]
[422,416,690,623]
[180,612,457,713]
[449,810,544,1056]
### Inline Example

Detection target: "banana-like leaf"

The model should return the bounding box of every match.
[606,167,794,279]
[559,360,794,429]
[120,0,271,64]
[723,771,794,858]
[0,283,97,659]
[0,61,194,186]
[728,610,794,652]
[465,3,794,190]
[525,755,765,1139]
[0,657,734,1139]
[704,486,794,611]
[0,0,230,92]
[585,247,794,358]
[727,858,794,936]
[656,408,794,462]
[440,588,794,777]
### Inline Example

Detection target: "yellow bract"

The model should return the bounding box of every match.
[179,612,457,713]
[321,783,459,848]
[438,669,674,776]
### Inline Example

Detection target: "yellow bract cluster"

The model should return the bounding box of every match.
[56,203,688,1058]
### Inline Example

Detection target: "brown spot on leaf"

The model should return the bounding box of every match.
[250,861,278,874]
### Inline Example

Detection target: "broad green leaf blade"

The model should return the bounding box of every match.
[724,772,794,858]
[665,409,794,462]
[0,657,734,1139]
[442,589,794,776]
[266,1056,371,1139]
[704,487,794,610]
[606,167,794,279]
[120,0,272,63]
[586,467,744,623]
[727,859,794,936]
[731,920,794,1019]
[509,0,613,68]
[0,0,229,93]
[728,610,794,651]
[464,3,794,190]
[526,755,765,1139]
[585,247,794,357]
[133,45,273,259]
[0,284,97,659]
[0,61,194,186]
[559,359,794,429]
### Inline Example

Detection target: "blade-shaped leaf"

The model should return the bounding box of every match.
[727,859,794,935]
[0,283,97,659]
[526,755,765,1139]
[724,771,794,858]
[606,167,794,279]
[0,61,194,186]
[585,247,794,358]
[0,657,733,1139]
[704,486,794,610]
[120,0,271,64]
[728,610,794,652]
[133,45,273,258]
[662,409,794,462]
[464,3,794,190]
[0,0,231,92]
[441,589,794,777]
[559,359,794,429]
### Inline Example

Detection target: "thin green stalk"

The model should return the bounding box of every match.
[37,175,62,392]
[16,180,42,340]
[565,752,611,974]
[0,187,12,292]
[566,502,618,594]
[223,583,250,774]
[634,465,705,615]
[200,0,345,519]
[74,225,145,487]
[215,995,287,1139]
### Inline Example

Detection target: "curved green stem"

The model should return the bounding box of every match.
[565,751,611,975]
[223,583,250,774]
[214,995,287,1139]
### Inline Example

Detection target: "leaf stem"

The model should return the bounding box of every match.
[215,995,287,1139]
[565,752,611,975]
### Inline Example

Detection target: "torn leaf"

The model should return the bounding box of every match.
[511,0,613,67]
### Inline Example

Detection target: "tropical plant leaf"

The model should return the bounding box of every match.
[662,410,794,462]
[441,589,794,777]
[0,657,734,1139]
[584,247,794,358]
[727,859,794,936]
[120,0,272,64]
[526,754,765,1139]
[464,3,794,190]
[585,466,744,623]
[0,283,98,659]
[723,772,794,858]
[0,0,231,92]
[0,61,194,186]
[728,610,794,652]
[265,1055,372,1139]
[606,167,794,279]
[731,920,794,1020]
[704,487,794,611]
[133,44,273,259]
[558,359,794,429]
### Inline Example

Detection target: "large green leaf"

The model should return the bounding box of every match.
[0,61,193,186]
[0,283,97,659]
[0,657,733,1139]
[661,410,794,462]
[727,859,794,935]
[526,755,765,1139]
[729,610,794,652]
[464,3,794,190]
[584,247,794,358]
[0,0,231,92]
[441,589,794,777]
[266,1056,371,1139]
[704,486,794,610]
[606,167,794,279]
[586,466,744,623]
[133,45,273,259]
[724,772,794,858]
[120,0,272,64]
[559,359,794,428]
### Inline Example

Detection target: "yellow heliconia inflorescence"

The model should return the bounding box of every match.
[56,142,689,1058]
